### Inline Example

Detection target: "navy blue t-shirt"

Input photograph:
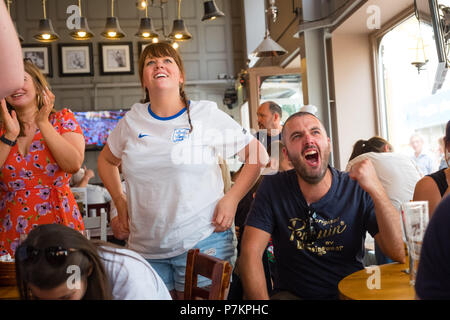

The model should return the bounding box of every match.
[245,167,379,299]
[415,196,450,299]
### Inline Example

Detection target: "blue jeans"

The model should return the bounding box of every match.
[146,229,236,291]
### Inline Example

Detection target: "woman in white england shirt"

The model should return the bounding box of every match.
[97,43,268,299]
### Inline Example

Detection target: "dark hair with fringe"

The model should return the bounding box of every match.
[15,224,139,300]
[348,136,393,161]
[138,42,192,132]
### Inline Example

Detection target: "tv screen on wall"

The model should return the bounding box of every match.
[73,110,128,150]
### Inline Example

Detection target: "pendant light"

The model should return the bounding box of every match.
[33,0,59,42]
[6,0,23,42]
[135,1,159,40]
[101,0,126,39]
[251,0,286,57]
[201,0,225,21]
[69,0,94,40]
[168,0,192,41]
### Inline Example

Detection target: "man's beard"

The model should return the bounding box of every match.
[287,147,330,185]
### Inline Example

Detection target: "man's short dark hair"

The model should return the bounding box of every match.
[264,101,282,118]
[281,111,322,145]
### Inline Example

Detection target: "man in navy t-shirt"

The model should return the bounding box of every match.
[415,195,450,299]
[240,111,405,299]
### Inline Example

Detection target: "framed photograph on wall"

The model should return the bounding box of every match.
[99,42,134,75]
[22,44,53,77]
[138,41,152,55]
[58,43,94,77]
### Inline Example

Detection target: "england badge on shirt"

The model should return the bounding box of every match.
[172,127,190,142]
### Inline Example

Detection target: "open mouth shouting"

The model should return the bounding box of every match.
[303,146,320,167]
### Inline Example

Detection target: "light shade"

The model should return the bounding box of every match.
[33,19,59,42]
[202,0,225,21]
[101,17,126,39]
[69,17,95,40]
[168,19,192,41]
[135,17,159,39]
[251,34,287,57]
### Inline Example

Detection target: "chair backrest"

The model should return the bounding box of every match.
[83,203,109,241]
[184,248,232,300]
[71,187,87,216]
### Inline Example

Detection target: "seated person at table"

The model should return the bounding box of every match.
[239,111,405,300]
[413,120,450,217]
[346,136,422,265]
[70,166,112,205]
[415,195,450,299]
[15,224,171,300]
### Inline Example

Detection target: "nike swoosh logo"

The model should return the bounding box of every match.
[138,133,150,138]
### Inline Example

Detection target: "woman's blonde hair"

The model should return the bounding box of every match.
[138,43,193,132]
[5,59,55,137]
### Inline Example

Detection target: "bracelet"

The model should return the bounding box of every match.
[0,134,17,147]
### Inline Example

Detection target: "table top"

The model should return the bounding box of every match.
[338,262,416,300]
[0,286,19,300]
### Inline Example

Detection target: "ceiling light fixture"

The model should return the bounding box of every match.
[251,0,286,57]
[101,0,126,39]
[168,0,192,41]
[69,0,94,40]
[33,0,59,42]
[201,0,225,21]
[136,0,159,40]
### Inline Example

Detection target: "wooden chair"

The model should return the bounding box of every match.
[83,203,109,241]
[184,248,232,300]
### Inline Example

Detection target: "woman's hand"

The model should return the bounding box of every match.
[115,194,130,233]
[35,87,54,127]
[212,194,238,232]
[110,216,130,240]
[0,98,19,141]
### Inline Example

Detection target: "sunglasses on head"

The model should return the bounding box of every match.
[16,245,78,266]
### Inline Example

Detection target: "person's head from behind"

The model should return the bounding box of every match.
[257,101,282,131]
[348,136,393,161]
[15,224,111,300]
[138,42,186,104]
[410,133,424,155]
[281,112,331,184]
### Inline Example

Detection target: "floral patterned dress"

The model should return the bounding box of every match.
[0,109,85,257]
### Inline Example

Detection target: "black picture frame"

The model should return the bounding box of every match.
[138,41,152,56]
[22,44,53,77]
[58,43,94,77]
[99,42,134,75]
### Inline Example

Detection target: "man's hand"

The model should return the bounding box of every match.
[110,216,130,240]
[348,159,383,195]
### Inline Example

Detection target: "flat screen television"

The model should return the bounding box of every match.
[73,110,128,150]
[416,0,449,93]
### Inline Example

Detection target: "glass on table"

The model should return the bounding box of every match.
[400,201,429,286]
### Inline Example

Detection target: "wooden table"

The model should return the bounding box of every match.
[0,286,20,300]
[338,263,416,300]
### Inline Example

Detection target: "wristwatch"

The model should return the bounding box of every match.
[0,134,17,147]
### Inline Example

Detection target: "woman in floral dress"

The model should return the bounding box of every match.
[0,59,85,257]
